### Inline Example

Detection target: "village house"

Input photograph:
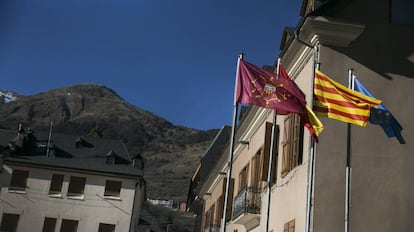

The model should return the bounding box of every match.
[0,125,145,232]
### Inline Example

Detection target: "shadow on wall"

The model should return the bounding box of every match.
[335,23,414,80]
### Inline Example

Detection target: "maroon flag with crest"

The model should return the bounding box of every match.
[235,59,323,142]
[236,59,306,115]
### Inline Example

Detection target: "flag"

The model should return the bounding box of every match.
[236,59,323,141]
[353,77,405,144]
[313,70,381,127]
[304,104,324,140]
[236,59,305,115]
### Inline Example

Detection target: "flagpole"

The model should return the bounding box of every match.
[221,53,243,232]
[295,30,319,232]
[264,58,281,232]
[305,45,319,232]
[345,69,354,232]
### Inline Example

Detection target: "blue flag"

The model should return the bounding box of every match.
[353,77,405,144]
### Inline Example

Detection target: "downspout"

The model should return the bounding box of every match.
[294,28,319,232]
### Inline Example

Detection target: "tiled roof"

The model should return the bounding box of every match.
[0,128,142,177]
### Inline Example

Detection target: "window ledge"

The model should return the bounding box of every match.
[48,193,63,198]
[67,194,85,200]
[8,188,26,194]
[103,195,121,201]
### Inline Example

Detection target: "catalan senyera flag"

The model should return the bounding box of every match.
[236,59,323,141]
[313,70,381,127]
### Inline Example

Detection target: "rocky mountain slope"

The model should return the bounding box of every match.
[0,84,218,202]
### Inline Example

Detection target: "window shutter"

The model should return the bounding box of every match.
[238,164,249,192]
[272,126,279,185]
[68,176,86,194]
[281,117,290,177]
[288,219,295,232]
[283,222,289,232]
[251,153,258,187]
[262,122,273,180]
[104,180,122,197]
[10,170,29,189]
[226,178,235,221]
[49,174,64,193]
[215,195,224,226]
[292,114,300,168]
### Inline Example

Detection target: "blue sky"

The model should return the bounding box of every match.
[0,0,302,130]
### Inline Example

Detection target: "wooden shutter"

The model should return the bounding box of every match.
[68,176,86,195]
[104,180,122,197]
[251,148,263,189]
[215,195,224,226]
[284,219,295,232]
[288,219,295,232]
[98,223,115,232]
[61,219,78,232]
[238,164,249,192]
[271,126,279,185]
[226,178,235,221]
[262,122,273,180]
[49,174,64,193]
[43,217,57,232]
[283,222,289,232]
[10,169,29,189]
[281,117,290,177]
[290,114,298,169]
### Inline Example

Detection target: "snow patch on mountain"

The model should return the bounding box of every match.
[0,90,17,103]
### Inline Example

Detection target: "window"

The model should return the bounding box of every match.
[9,169,29,192]
[49,174,64,196]
[67,176,86,199]
[215,195,224,227]
[98,223,115,232]
[60,219,78,232]
[204,204,215,231]
[264,122,279,186]
[104,180,122,198]
[222,178,234,222]
[42,217,57,232]
[0,213,20,232]
[281,114,303,177]
[283,219,295,232]
[250,148,264,190]
[238,164,249,193]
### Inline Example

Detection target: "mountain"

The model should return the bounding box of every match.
[0,84,218,202]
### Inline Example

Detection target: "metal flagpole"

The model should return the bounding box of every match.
[345,69,354,232]
[221,53,243,232]
[264,58,281,232]
[305,45,319,232]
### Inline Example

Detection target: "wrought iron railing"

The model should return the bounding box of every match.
[232,187,261,219]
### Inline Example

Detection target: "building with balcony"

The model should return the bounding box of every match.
[188,0,414,231]
[0,126,145,232]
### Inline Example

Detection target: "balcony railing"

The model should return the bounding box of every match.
[232,187,261,220]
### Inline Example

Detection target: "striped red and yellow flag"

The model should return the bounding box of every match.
[313,70,381,127]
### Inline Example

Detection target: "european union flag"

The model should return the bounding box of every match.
[353,77,405,144]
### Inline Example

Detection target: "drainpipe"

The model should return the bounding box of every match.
[294,29,319,232]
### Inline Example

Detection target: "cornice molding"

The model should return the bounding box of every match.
[281,16,365,77]
[301,16,365,47]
